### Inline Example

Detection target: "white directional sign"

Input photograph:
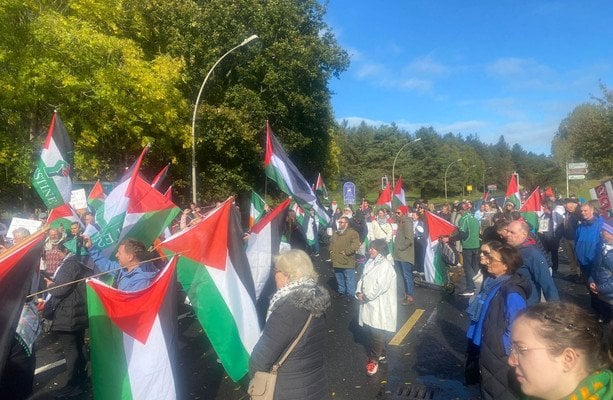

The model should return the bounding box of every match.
[568,174,586,180]
[568,162,587,170]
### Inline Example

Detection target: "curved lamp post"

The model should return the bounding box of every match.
[444,158,463,202]
[191,34,259,203]
[391,137,422,188]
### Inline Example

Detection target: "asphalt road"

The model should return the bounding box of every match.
[29,245,591,400]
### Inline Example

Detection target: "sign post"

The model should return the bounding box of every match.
[566,162,588,197]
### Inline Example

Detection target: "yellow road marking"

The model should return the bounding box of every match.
[389,308,425,346]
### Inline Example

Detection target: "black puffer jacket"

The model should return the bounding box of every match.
[250,284,331,400]
[48,255,89,332]
[479,273,531,400]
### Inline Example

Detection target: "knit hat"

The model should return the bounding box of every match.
[396,205,409,216]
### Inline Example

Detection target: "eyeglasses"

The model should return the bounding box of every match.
[508,344,549,361]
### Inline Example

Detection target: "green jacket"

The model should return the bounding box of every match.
[329,228,361,268]
[393,216,415,263]
[459,213,480,250]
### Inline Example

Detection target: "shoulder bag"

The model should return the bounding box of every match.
[248,314,313,400]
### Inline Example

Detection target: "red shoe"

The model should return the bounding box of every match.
[366,359,378,376]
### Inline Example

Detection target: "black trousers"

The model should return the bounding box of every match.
[367,325,388,360]
[0,337,36,400]
[56,330,87,386]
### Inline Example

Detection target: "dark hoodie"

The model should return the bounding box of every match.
[250,284,331,400]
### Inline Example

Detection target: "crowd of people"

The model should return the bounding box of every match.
[250,191,613,399]
[1,189,613,399]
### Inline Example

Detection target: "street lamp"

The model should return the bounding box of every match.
[391,137,422,188]
[191,34,259,203]
[444,158,463,202]
[462,164,477,197]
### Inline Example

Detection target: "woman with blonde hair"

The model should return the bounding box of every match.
[508,302,612,399]
[249,250,331,400]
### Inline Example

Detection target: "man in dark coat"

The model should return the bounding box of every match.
[44,243,90,397]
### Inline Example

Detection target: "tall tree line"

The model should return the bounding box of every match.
[334,122,562,200]
[0,0,349,207]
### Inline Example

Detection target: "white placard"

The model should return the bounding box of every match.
[7,217,43,239]
[70,189,88,210]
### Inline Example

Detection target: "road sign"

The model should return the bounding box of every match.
[568,162,587,170]
[568,174,586,180]
[568,168,588,174]
[343,182,356,204]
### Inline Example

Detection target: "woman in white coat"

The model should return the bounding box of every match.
[356,239,398,376]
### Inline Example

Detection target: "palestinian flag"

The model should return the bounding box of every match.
[161,198,260,381]
[315,173,329,200]
[163,185,173,202]
[505,173,521,209]
[87,257,178,400]
[88,180,106,212]
[32,112,74,209]
[249,191,267,228]
[519,186,542,231]
[264,122,329,224]
[375,181,392,210]
[392,176,406,208]
[48,203,84,232]
[92,146,179,258]
[151,163,169,190]
[423,211,457,284]
[0,231,45,379]
[246,198,290,300]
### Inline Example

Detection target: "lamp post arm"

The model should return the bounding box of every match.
[391,137,421,188]
[191,35,258,203]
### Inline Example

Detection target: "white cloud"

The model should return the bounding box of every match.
[405,55,450,76]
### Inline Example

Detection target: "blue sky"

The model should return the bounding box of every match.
[324,1,613,155]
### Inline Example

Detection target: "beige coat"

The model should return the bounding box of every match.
[356,254,398,332]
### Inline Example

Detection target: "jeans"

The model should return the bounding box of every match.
[334,267,356,296]
[462,248,479,291]
[395,260,415,296]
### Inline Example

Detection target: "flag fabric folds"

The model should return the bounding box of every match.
[392,176,406,208]
[375,181,392,209]
[151,164,170,190]
[423,211,457,284]
[249,191,268,228]
[264,122,329,224]
[0,231,45,379]
[91,147,179,258]
[315,173,329,200]
[87,257,178,400]
[88,180,106,212]
[246,198,291,300]
[32,112,74,209]
[48,203,84,232]
[161,198,260,381]
[505,174,521,209]
[520,186,542,231]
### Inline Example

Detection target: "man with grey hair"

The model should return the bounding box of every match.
[506,220,559,306]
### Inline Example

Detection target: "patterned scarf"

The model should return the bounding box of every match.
[266,278,317,321]
[562,370,613,400]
